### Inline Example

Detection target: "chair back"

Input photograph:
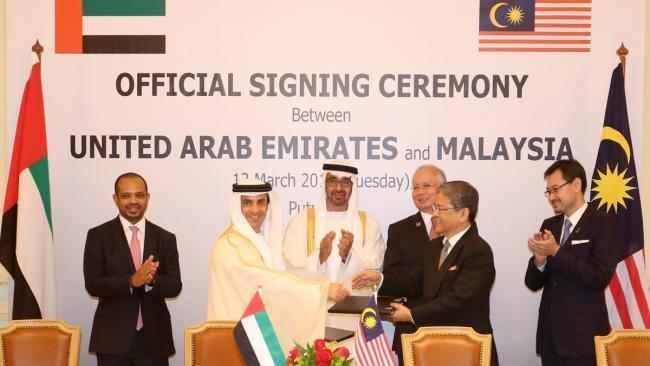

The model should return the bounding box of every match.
[595,329,650,366]
[0,320,80,366]
[185,321,246,366]
[401,326,491,366]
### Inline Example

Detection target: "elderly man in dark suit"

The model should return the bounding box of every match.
[526,159,618,366]
[390,180,498,366]
[84,172,182,366]
[352,164,447,364]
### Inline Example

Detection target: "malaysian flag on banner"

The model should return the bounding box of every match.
[590,63,650,329]
[478,0,591,52]
[354,297,396,366]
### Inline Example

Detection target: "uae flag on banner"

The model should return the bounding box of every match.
[233,290,285,366]
[0,61,56,319]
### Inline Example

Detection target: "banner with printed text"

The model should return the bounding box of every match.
[5,1,647,364]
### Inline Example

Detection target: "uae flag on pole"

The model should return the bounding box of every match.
[233,290,285,366]
[0,61,56,319]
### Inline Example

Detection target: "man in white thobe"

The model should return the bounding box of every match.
[207,179,348,351]
[283,162,386,287]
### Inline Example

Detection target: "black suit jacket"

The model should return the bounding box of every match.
[380,212,431,298]
[525,203,618,359]
[379,213,431,359]
[83,217,182,357]
[395,223,498,365]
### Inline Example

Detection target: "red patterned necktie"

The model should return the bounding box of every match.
[429,217,437,240]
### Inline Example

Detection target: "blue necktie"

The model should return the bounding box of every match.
[560,219,572,246]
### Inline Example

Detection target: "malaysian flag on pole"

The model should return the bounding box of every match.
[590,62,650,328]
[354,297,397,366]
[478,0,591,52]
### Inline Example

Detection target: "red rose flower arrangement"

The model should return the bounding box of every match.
[286,339,353,366]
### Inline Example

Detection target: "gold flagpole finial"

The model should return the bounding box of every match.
[32,40,44,63]
[617,43,628,77]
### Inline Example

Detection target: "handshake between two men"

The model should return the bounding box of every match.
[320,228,405,317]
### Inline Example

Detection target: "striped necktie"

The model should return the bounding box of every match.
[438,239,451,268]
[560,219,572,246]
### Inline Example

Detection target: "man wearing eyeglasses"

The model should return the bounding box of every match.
[283,162,386,284]
[525,159,618,366]
[351,164,446,361]
[389,180,499,366]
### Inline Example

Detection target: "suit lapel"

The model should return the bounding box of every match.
[429,224,475,297]
[111,217,136,273]
[411,213,430,242]
[563,203,593,246]
[549,215,563,247]
[549,204,592,254]
[426,238,445,296]
[143,220,157,263]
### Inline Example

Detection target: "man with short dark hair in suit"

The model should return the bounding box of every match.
[352,164,446,364]
[389,180,499,366]
[526,159,618,366]
[84,172,182,366]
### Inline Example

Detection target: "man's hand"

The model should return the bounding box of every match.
[319,231,336,264]
[351,270,381,289]
[130,255,159,288]
[528,230,559,265]
[528,232,547,266]
[388,303,412,323]
[327,283,349,303]
[338,229,354,262]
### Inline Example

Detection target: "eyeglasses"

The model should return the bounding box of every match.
[412,183,436,192]
[432,205,458,213]
[544,181,571,197]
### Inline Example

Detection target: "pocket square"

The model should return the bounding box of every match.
[571,239,590,245]
[448,265,458,271]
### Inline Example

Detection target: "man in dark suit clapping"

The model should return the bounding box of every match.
[526,160,618,366]
[84,172,182,366]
